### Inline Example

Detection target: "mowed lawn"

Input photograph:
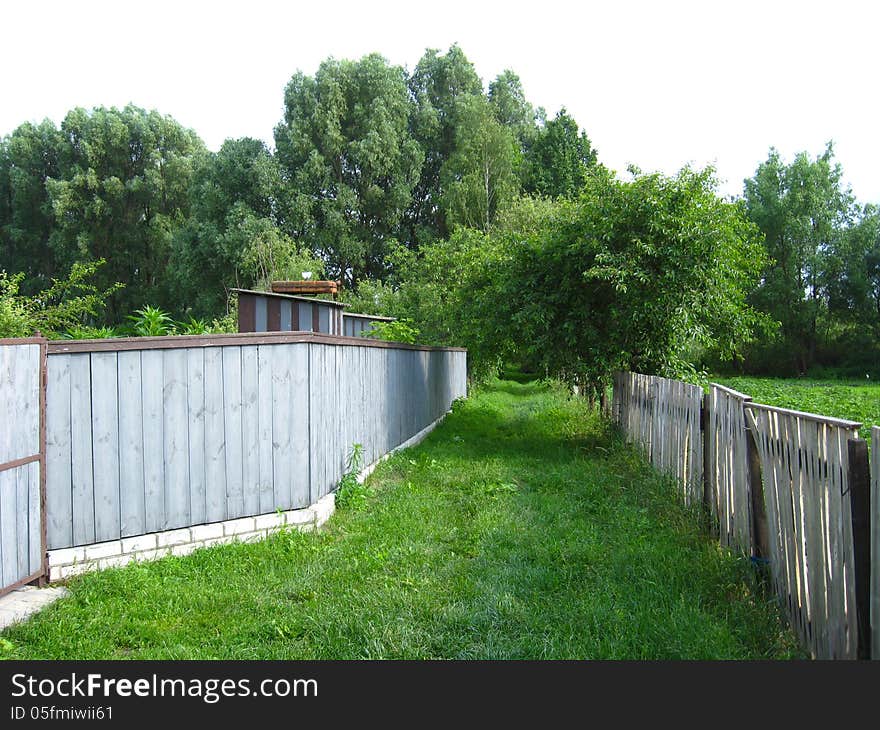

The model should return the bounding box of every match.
[1,379,801,659]
[715,376,878,441]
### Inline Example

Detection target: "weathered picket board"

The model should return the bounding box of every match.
[613,371,703,506]
[0,341,45,595]
[44,336,467,550]
[871,426,879,660]
[707,383,753,553]
[745,402,861,659]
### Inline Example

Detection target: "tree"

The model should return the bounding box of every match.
[488,69,540,148]
[168,137,321,318]
[439,95,519,231]
[405,44,484,244]
[44,105,205,319]
[0,120,64,291]
[274,54,423,286]
[743,143,857,373]
[376,169,767,392]
[522,109,597,199]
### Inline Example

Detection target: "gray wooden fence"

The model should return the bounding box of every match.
[612,371,703,505]
[44,332,466,550]
[613,370,875,660]
[872,426,880,659]
[745,404,862,659]
[0,339,46,596]
[706,384,753,553]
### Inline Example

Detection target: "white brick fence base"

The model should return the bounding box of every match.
[47,493,335,582]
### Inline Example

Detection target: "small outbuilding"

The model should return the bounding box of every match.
[233,288,346,335]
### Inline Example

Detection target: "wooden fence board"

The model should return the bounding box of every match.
[271,344,295,510]
[222,347,244,520]
[163,349,190,530]
[186,349,206,527]
[256,346,275,515]
[118,351,146,537]
[241,346,260,517]
[91,352,120,542]
[141,350,166,533]
[203,347,226,523]
[46,355,72,549]
[69,354,95,546]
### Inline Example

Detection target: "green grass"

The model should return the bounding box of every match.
[1,379,801,659]
[715,376,878,441]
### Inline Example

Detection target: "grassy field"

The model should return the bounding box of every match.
[1,379,801,659]
[714,376,878,441]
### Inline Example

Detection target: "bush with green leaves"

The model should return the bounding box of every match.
[0,260,122,339]
[364,319,420,344]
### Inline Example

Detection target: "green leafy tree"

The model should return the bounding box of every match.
[523,109,598,198]
[169,137,322,318]
[44,105,205,320]
[405,44,484,245]
[0,120,64,290]
[440,95,520,231]
[743,143,857,373]
[488,69,541,148]
[274,54,423,285]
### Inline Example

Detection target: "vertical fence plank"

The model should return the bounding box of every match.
[163,349,190,530]
[186,349,206,527]
[222,347,244,519]
[27,460,40,575]
[241,346,260,516]
[0,470,16,586]
[46,355,72,550]
[256,345,275,515]
[118,351,146,537]
[289,343,309,509]
[69,354,95,546]
[141,350,166,533]
[272,344,294,510]
[91,352,120,542]
[203,347,226,523]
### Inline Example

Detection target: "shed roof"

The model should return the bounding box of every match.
[231,288,348,308]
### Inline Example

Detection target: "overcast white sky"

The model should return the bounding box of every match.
[2,0,878,202]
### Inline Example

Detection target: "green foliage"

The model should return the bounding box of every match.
[0,259,122,338]
[62,325,118,339]
[440,95,520,231]
[334,443,367,511]
[275,54,423,284]
[44,105,204,319]
[127,305,175,337]
[364,319,420,344]
[742,143,863,374]
[381,169,768,391]
[406,44,485,245]
[522,109,598,198]
[176,317,210,335]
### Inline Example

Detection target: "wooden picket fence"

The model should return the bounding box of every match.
[613,371,874,660]
[705,384,754,553]
[612,372,703,506]
[745,403,861,659]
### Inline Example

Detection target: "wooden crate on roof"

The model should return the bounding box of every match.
[271,280,341,297]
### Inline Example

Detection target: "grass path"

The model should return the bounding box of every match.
[1,379,801,659]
